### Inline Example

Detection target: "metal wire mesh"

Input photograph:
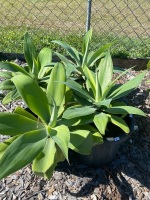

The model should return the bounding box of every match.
[0,0,86,33]
[0,0,150,56]
[91,1,149,43]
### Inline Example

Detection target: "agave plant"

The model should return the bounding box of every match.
[52,29,111,77]
[61,50,146,145]
[0,63,69,179]
[0,63,94,180]
[0,32,53,104]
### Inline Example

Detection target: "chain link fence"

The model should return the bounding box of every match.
[0,0,150,57]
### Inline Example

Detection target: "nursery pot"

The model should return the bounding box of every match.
[78,114,134,167]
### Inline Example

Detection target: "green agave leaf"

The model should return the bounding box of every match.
[102,67,135,100]
[2,91,12,105]
[111,70,143,92]
[32,138,65,179]
[73,93,92,106]
[40,75,52,84]
[113,67,125,73]
[24,32,37,70]
[0,71,12,79]
[12,75,51,124]
[87,43,112,67]
[70,124,98,132]
[94,113,108,135]
[0,79,14,90]
[0,62,29,76]
[83,65,96,96]
[108,71,146,100]
[111,101,127,107]
[94,99,112,108]
[0,136,18,159]
[92,132,103,144]
[0,129,47,180]
[14,107,38,121]
[50,125,70,161]
[95,70,102,101]
[109,115,130,133]
[54,52,78,77]
[2,88,20,105]
[98,51,113,95]
[105,84,121,98]
[64,79,94,102]
[49,96,58,127]
[33,138,56,178]
[38,47,52,79]
[44,145,65,179]
[57,87,73,118]
[10,88,20,100]
[52,40,81,66]
[38,47,52,69]
[0,113,44,136]
[31,58,39,80]
[69,130,93,155]
[47,63,66,113]
[62,106,96,119]
[82,29,92,66]
[106,106,146,116]
[59,113,95,127]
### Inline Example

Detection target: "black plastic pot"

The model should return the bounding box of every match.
[78,114,134,167]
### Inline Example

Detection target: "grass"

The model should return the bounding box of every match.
[0,0,150,58]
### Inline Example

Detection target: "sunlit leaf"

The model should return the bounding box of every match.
[12,75,51,123]
[32,138,65,179]
[82,29,92,66]
[64,79,94,102]
[0,129,47,180]
[0,136,18,159]
[59,113,95,127]
[24,32,37,70]
[0,113,44,136]
[49,97,58,127]
[92,132,103,144]
[0,62,29,75]
[109,115,130,133]
[62,106,96,119]
[47,63,66,113]
[98,51,113,95]
[108,72,146,100]
[106,106,146,116]
[50,125,70,161]
[94,113,108,135]
[0,71,12,79]
[38,47,52,79]
[83,65,96,96]
[0,80,14,90]
[52,40,81,66]
[54,52,78,77]
[14,107,38,121]
[69,130,93,155]
[87,43,112,67]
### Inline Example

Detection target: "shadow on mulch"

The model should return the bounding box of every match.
[55,138,150,199]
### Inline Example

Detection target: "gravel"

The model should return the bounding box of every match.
[0,61,150,200]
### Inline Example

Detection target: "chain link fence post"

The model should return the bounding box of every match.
[86,0,92,32]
